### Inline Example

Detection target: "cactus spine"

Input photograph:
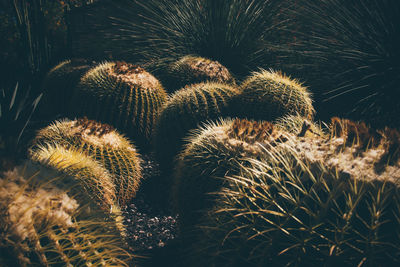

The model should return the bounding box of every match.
[234,69,315,121]
[154,82,240,170]
[30,118,143,207]
[70,61,168,148]
[0,164,132,266]
[184,118,400,266]
[173,118,294,230]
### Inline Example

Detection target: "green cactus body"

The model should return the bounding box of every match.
[186,118,400,266]
[0,165,133,266]
[37,59,95,120]
[234,69,315,121]
[165,55,236,92]
[173,118,295,230]
[70,61,167,148]
[31,118,143,207]
[154,82,240,170]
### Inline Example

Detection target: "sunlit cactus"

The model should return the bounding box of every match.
[233,69,315,121]
[0,165,133,267]
[29,144,117,213]
[70,61,168,148]
[185,118,400,266]
[164,55,236,92]
[173,118,288,229]
[154,82,240,170]
[31,118,143,207]
[37,59,95,120]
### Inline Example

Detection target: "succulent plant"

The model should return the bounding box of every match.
[30,118,143,207]
[163,55,236,92]
[184,117,400,266]
[36,59,95,121]
[69,61,168,149]
[284,0,400,128]
[0,164,133,266]
[173,118,296,230]
[29,144,117,213]
[233,69,315,121]
[154,82,240,170]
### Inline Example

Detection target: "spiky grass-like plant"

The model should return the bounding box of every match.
[31,118,143,206]
[0,165,133,266]
[0,82,42,170]
[36,59,95,120]
[233,69,315,121]
[104,0,290,78]
[288,0,400,128]
[163,55,236,92]
[70,61,167,148]
[153,82,239,170]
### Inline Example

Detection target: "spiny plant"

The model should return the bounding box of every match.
[31,118,143,206]
[29,144,118,214]
[233,69,315,121]
[0,82,42,171]
[162,55,236,92]
[36,59,96,121]
[286,0,400,128]
[189,155,400,267]
[102,0,292,79]
[180,117,400,266]
[0,165,133,266]
[69,61,168,149]
[173,118,298,230]
[153,82,240,170]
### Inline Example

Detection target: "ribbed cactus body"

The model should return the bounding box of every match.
[29,144,117,212]
[31,118,143,207]
[70,61,167,148]
[173,118,294,229]
[165,55,236,92]
[234,69,315,121]
[186,118,400,266]
[0,165,132,267]
[38,59,94,120]
[154,82,240,170]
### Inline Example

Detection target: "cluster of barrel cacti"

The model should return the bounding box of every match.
[2,44,399,266]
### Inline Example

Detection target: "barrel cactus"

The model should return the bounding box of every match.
[164,55,236,92]
[0,165,133,266]
[173,118,286,230]
[37,59,95,120]
[185,118,400,266]
[31,118,143,207]
[154,82,240,170]
[70,61,168,148]
[233,69,315,121]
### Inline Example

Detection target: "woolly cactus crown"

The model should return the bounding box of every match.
[165,55,236,92]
